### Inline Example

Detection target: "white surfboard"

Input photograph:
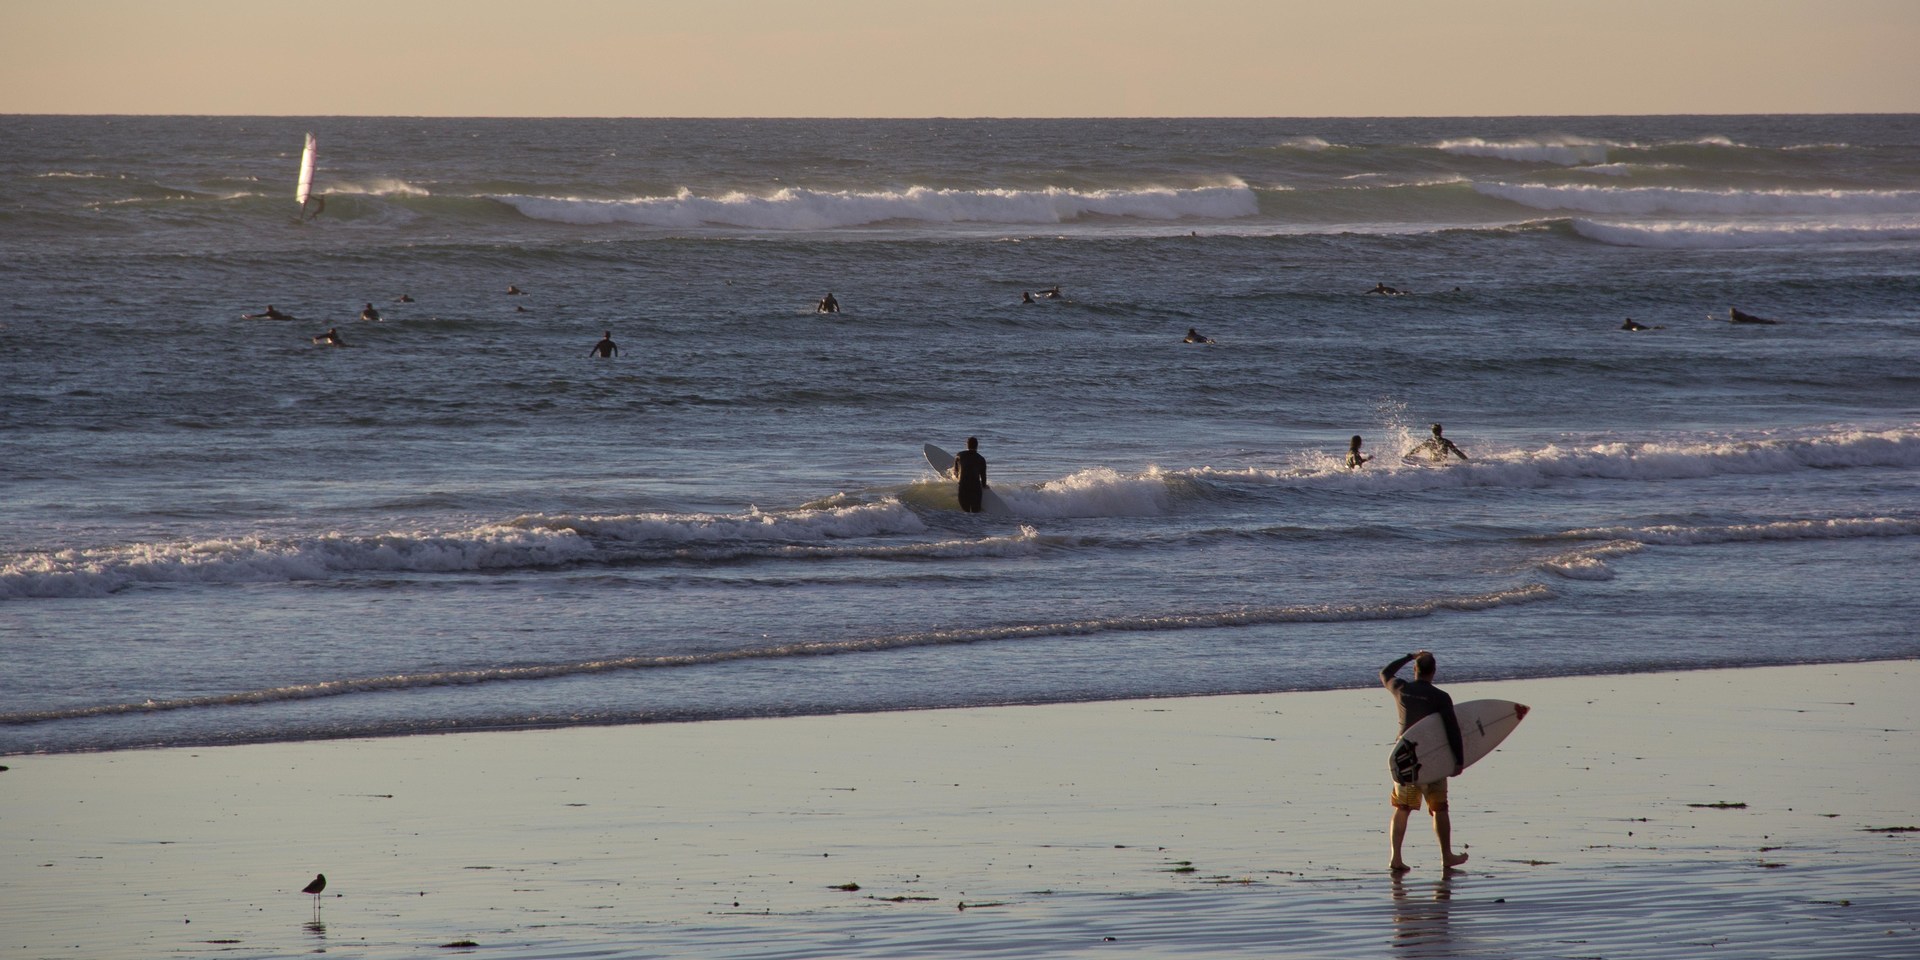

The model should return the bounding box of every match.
[1388,699,1529,785]
[923,443,1012,516]
[296,132,317,209]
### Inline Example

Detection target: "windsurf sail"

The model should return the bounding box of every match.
[296,133,316,208]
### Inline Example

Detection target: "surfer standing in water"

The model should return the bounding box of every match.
[589,330,619,358]
[816,292,840,314]
[1419,423,1469,462]
[953,437,988,514]
[1382,651,1469,873]
[1347,435,1371,469]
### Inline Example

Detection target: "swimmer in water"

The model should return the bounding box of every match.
[1021,291,1036,304]
[1347,435,1372,469]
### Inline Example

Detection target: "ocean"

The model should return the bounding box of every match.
[2,114,1916,755]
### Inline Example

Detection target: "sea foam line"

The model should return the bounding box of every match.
[1562,516,1920,547]
[1475,181,1920,216]
[494,182,1259,229]
[0,585,1551,727]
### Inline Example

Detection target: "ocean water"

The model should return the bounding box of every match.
[3,115,1917,755]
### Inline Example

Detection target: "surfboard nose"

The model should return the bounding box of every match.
[1514,704,1530,721]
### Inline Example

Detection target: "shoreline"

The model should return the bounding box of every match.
[5,661,1916,958]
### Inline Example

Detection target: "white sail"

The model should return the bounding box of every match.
[296,133,316,207]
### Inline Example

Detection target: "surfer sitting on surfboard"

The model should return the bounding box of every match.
[1382,651,1469,872]
[311,327,345,346]
[953,437,989,514]
[1183,327,1215,344]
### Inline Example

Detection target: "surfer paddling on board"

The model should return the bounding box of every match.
[952,437,989,514]
[1417,423,1469,462]
[311,327,345,347]
[589,330,619,358]
[1183,327,1215,344]
[1366,282,1405,296]
[243,305,295,320]
[816,292,840,314]
[1382,651,1469,873]
[1347,435,1372,469]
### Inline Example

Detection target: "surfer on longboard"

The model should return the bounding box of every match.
[243,305,296,320]
[359,303,382,322]
[953,437,989,514]
[1382,651,1469,873]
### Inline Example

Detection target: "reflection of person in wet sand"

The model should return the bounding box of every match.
[1382,651,1470,873]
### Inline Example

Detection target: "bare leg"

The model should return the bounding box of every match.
[1433,809,1469,869]
[1388,806,1412,873]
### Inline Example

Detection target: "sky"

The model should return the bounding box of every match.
[4,0,1917,118]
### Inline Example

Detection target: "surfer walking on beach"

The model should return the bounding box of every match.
[1383,651,1469,873]
[953,436,988,514]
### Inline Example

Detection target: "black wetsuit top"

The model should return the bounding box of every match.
[953,449,987,511]
[1381,654,1464,768]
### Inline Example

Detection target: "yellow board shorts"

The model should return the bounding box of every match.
[1391,778,1449,812]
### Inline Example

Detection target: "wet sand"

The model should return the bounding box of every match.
[4,662,1916,959]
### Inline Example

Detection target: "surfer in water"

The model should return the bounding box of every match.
[1382,651,1469,873]
[816,292,840,314]
[359,303,382,322]
[1183,327,1215,344]
[244,305,295,320]
[1021,291,1036,304]
[1418,423,1469,462]
[1728,306,1779,324]
[1620,317,1650,331]
[1043,286,1064,300]
[1346,435,1371,469]
[589,330,619,358]
[953,436,989,514]
[1366,282,1405,296]
[506,285,526,296]
[311,327,345,346]
[301,195,325,222]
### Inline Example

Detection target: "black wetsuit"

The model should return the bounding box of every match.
[1381,654,1463,769]
[953,449,987,513]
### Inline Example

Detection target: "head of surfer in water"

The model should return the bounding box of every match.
[1431,423,1444,438]
[966,436,980,452]
[1350,435,1364,452]
[1413,651,1436,680]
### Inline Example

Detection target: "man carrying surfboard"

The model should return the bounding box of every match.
[1382,651,1469,873]
[953,437,988,514]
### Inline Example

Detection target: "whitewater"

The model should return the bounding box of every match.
[2,114,1917,754]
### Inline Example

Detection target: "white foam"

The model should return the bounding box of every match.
[1275,136,1342,151]
[1476,181,1920,216]
[1570,218,1920,249]
[494,181,1259,229]
[1437,137,1616,166]
[1565,517,1920,547]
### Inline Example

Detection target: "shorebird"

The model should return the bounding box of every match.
[302,873,327,911]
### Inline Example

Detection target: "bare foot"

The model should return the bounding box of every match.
[1443,851,1470,870]
[1389,860,1410,874]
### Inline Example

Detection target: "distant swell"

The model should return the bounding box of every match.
[1475,181,1920,216]
[1570,218,1920,249]
[0,585,1550,727]
[494,182,1260,228]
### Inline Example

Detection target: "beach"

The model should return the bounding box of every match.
[4,660,1915,959]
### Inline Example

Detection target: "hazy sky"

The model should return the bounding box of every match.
[4,0,1916,117]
